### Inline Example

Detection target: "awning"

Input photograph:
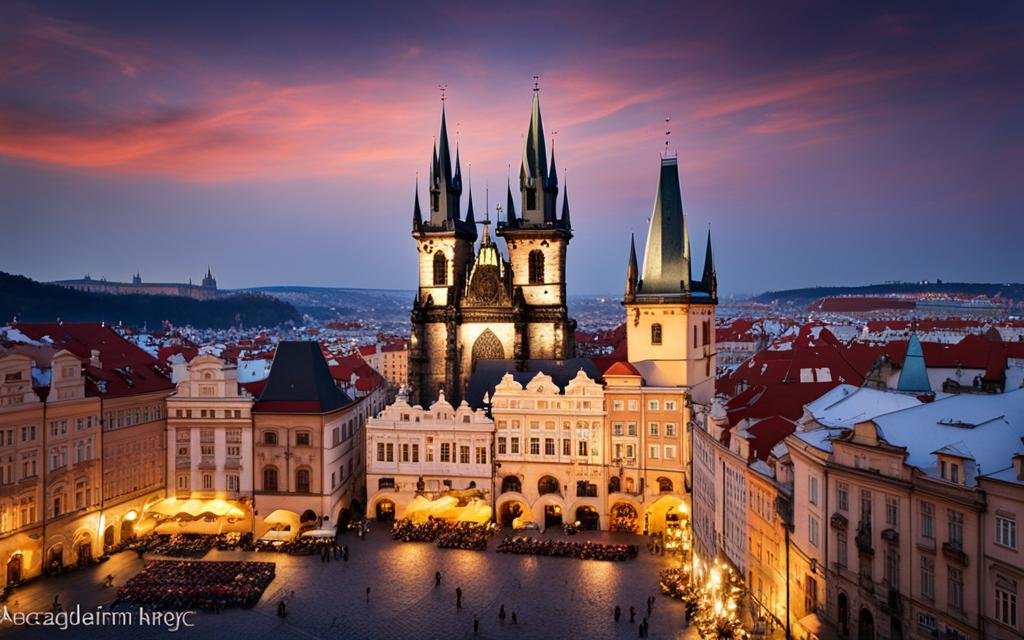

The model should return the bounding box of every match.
[155,518,224,535]
[147,498,246,519]
[259,529,297,542]
[798,612,823,634]
[300,527,337,539]
[263,509,301,529]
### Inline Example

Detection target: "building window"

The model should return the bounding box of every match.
[226,474,239,492]
[665,423,676,437]
[920,556,934,600]
[860,489,872,526]
[809,515,819,547]
[510,438,520,455]
[948,567,964,611]
[412,444,419,463]
[664,445,676,459]
[627,423,637,436]
[296,468,310,493]
[440,443,451,462]
[296,432,311,447]
[649,445,659,459]
[651,324,662,345]
[475,447,487,464]
[497,437,507,455]
[809,476,819,506]
[649,422,659,436]
[177,474,189,490]
[433,251,447,286]
[401,444,410,463]
[459,446,470,464]
[578,441,588,456]
[837,482,849,512]
[544,438,555,456]
[920,501,934,539]
[885,495,899,529]
[648,400,659,411]
[562,439,571,456]
[665,400,677,411]
[528,250,544,284]
[202,474,213,490]
[996,515,1017,549]
[613,423,623,436]
[948,509,964,550]
[384,443,393,462]
[529,438,540,456]
[263,467,278,491]
[264,431,278,445]
[526,188,536,210]
[996,584,1018,627]
[884,548,899,587]
[837,531,848,568]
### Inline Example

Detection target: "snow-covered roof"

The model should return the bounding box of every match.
[873,388,1024,485]
[804,384,924,429]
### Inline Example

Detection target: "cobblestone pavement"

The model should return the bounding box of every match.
[0,528,695,639]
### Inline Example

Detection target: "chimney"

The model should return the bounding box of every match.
[1015,454,1024,481]
[90,349,101,368]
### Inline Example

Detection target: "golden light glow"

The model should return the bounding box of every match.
[124,510,138,522]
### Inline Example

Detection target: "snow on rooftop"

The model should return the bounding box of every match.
[1,326,47,346]
[805,384,924,429]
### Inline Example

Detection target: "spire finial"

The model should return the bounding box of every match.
[438,83,447,102]
[533,75,540,92]
[663,117,673,158]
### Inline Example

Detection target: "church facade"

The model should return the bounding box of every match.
[408,91,576,407]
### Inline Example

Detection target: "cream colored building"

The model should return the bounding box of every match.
[165,355,254,530]
[491,370,606,531]
[365,391,494,522]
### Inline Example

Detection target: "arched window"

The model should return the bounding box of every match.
[433,251,447,286]
[537,475,561,496]
[657,477,673,493]
[702,320,710,346]
[263,431,278,445]
[296,468,311,493]
[263,466,278,492]
[651,323,663,345]
[528,250,545,284]
[501,475,522,494]
[693,326,698,348]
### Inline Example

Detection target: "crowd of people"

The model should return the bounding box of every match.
[114,560,275,611]
[146,534,216,558]
[496,536,639,561]
[391,518,496,551]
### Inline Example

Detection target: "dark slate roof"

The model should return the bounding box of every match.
[639,156,691,295]
[465,358,605,409]
[254,341,352,413]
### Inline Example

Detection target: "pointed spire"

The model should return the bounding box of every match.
[626,233,638,298]
[438,104,453,186]
[548,142,558,187]
[701,227,716,299]
[430,142,438,185]
[521,89,549,182]
[506,177,517,226]
[897,334,932,393]
[560,182,571,229]
[465,186,475,226]
[640,157,691,294]
[454,144,462,185]
[413,178,423,230]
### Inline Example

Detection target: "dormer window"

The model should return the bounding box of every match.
[939,457,962,484]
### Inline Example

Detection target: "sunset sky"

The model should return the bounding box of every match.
[1,1,1021,295]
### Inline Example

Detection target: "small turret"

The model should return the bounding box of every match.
[412,179,423,231]
[700,228,717,301]
[560,182,571,230]
[626,234,638,299]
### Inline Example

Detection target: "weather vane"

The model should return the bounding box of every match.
[533,75,540,92]
[664,117,673,157]
[438,83,448,102]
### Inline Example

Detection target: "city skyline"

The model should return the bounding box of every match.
[1,1,1022,295]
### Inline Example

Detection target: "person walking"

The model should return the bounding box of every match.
[435,571,442,587]
[456,586,463,609]
[277,600,287,618]
[498,604,506,623]
[473,616,479,634]
[647,596,653,616]
[629,606,636,623]
[614,605,621,622]
[343,546,349,561]
[365,586,371,602]
[511,611,518,625]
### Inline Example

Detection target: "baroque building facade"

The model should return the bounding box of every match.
[408,90,576,407]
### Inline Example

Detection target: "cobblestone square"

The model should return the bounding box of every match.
[0,528,690,640]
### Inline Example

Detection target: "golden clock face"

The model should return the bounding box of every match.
[475,268,500,304]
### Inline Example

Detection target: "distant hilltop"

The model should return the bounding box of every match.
[52,268,221,301]
[754,281,1024,309]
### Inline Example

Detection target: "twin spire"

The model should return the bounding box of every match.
[414,87,571,235]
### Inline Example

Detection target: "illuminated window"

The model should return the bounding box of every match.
[433,251,447,286]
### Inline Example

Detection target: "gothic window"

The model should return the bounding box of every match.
[527,189,536,211]
[431,191,439,212]
[651,323,663,345]
[433,251,447,286]
[528,250,545,284]
[702,320,710,345]
[471,330,504,371]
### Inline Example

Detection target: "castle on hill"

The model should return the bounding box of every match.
[52,268,221,301]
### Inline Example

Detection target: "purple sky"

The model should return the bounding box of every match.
[1,1,1021,295]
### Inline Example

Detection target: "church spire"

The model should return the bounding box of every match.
[639,156,691,295]
[700,228,716,300]
[465,185,475,227]
[625,233,638,299]
[519,82,556,224]
[429,102,462,225]
[560,181,571,229]
[505,176,517,226]
[412,178,423,231]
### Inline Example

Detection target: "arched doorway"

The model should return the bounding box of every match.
[300,509,317,524]
[575,506,600,530]
[499,502,525,527]
[501,475,522,494]
[103,525,115,549]
[76,536,92,567]
[47,545,63,573]
[611,503,639,533]
[375,499,395,522]
[858,608,875,640]
[656,477,674,493]
[6,553,22,585]
[838,592,849,637]
[544,504,563,529]
[471,330,504,372]
[538,476,561,496]
[121,518,135,543]
[608,476,621,493]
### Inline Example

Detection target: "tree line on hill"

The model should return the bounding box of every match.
[0,272,301,329]
[753,282,1024,306]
